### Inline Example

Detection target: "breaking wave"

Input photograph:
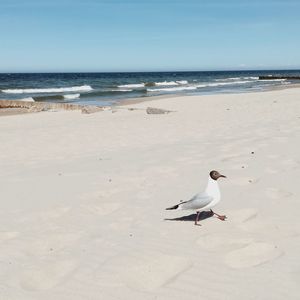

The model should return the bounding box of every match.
[147,86,197,92]
[105,89,133,92]
[118,80,188,89]
[18,97,35,102]
[197,80,253,88]
[118,83,145,88]
[215,77,259,81]
[258,79,287,82]
[2,85,93,94]
[63,93,80,100]
[154,80,188,86]
[148,80,255,92]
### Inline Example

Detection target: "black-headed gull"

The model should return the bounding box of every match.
[166,170,227,225]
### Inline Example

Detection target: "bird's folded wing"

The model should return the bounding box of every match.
[179,192,213,210]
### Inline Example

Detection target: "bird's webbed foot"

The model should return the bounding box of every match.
[210,210,227,221]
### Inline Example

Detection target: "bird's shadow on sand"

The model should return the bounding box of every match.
[164,210,214,222]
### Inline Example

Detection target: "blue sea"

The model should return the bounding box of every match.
[0,70,299,106]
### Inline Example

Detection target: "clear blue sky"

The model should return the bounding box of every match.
[0,0,299,72]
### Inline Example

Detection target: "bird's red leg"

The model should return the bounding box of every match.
[195,211,201,226]
[210,209,227,221]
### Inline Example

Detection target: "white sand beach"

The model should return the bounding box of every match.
[1,88,300,299]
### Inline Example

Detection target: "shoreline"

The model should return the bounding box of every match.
[119,81,300,107]
[1,82,300,117]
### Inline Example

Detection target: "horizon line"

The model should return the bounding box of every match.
[1,68,300,74]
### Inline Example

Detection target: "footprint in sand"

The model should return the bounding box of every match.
[238,218,279,234]
[228,163,249,170]
[265,188,292,200]
[224,242,282,268]
[176,156,194,163]
[0,231,19,241]
[20,259,77,291]
[40,206,71,220]
[264,167,280,174]
[83,202,121,216]
[281,159,300,168]
[197,234,254,252]
[26,232,82,256]
[267,154,280,160]
[229,209,277,234]
[95,252,191,291]
[265,160,299,174]
[219,144,235,153]
[274,134,290,140]
[231,177,259,186]
[229,208,258,224]
[221,154,249,163]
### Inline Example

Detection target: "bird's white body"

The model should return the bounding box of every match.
[204,176,221,209]
[171,176,221,212]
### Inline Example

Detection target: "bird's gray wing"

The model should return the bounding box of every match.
[179,192,213,210]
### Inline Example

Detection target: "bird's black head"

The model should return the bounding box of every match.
[210,170,226,180]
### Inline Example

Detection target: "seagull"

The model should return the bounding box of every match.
[166,170,227,225]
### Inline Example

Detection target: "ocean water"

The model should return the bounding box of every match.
[0,70,299,106]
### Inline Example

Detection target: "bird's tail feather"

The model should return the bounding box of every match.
[166,204,179,210]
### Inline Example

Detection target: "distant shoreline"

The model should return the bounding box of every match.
[1,82,300,117]
[1,70,300,106]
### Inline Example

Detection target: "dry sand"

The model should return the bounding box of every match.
[0,107,30,117]
[0,88,300,299]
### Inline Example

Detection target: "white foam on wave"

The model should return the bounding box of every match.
[215,77,258,81]
[63,93,80,100]
[147,86,197,92]
[197,80,253,88]
[2,85,93,94]
[118,83,145,88]
[18,97,35,102]
[259,79,287,82]
[176,80,188,85]
[244,77,259,80]
[118,80,188,89]
[108,89,133,92]
[154,80,188,86]
[155,81,178,86]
